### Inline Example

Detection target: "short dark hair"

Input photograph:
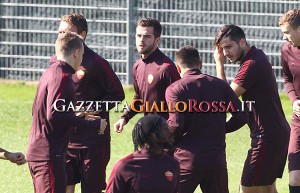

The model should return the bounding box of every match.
[55,31,83,57]
[137,18,162,38]
[214,24,246,46]
[132,115,172,153]
[279,9,300,29]
[61,13,88,34]
[176,45,201,68]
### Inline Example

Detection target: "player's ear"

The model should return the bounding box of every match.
[155,36,160,45]
[198,61,202,70]
[74,49,80,58]
[175,64,181,74]
[79,31,87,41]
[239,38,247,48]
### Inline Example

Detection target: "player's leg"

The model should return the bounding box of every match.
[240,181,277,193]
[240,137,288,193]
[179,169,202,193]
[28,160,67,193]
[199,169,229,193]
[66,148,81,193]
[289,123,300,193]
[80,143,110,193]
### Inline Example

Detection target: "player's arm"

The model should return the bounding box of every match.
[214,46,227,82]
[115,65,140,133]
[281,45,300,116]
[163,62,181,86]
[224,84,248,133]
[230,82,246,97]
[95,57,125,110]
[166,86,185,144]
[106,160,127,193]
[0,148,26,165]
[47,75,107,131]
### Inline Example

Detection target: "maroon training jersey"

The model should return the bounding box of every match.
[166,68,248,170]
[26,61,100,162]
[121,48,180,122]
[234,46,290,140]
[106,149,180,193]
[50,44,125,148]
[282,43,300,125]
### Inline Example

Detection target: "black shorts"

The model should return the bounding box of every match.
[180,168,229,193]
[66,143,110,193]
[28,160,67,193]
[241,138,288,186]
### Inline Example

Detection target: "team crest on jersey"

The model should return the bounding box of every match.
[148,74,154,84]
[165,171,174,181]
[76,69,85,79]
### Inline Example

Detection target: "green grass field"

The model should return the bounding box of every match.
[0,83,293,193]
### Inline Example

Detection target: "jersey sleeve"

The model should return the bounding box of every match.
[47,71,100,130]
[93,56,125,111]
[233,60,257,91]
[106,160,127,193]
[121,63,141,122]
[165,84,185,144]
[162,63,181,87]
[282,45,299,103]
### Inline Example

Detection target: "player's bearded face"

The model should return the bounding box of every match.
[219,37,245,63]
[135,26,160,57]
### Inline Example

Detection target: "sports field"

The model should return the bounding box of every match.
[0,82,292,193]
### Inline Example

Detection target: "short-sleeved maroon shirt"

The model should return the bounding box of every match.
[233,46,290,140]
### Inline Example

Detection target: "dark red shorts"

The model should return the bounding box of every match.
[241,138,288,187]
[288,122,300,171]
[180,168,229,193]
[28,160,67,193]
[66,143,110,193]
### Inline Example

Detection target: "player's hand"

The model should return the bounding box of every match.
[6,152,27,165]
[214,46,226,67]
[85,114,107,135]
[293,100,300,117]
[114,118,127,133]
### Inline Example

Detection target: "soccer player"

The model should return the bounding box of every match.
[50,13,125,193]
[26,32,107,193]
[279,9,300,193]
[166,45,248,193]
[0,148,26,165]
[106,115,180,193]
[114,18,180,133]
[214,24,290,193]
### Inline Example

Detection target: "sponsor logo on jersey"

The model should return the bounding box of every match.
[165,171,174,181]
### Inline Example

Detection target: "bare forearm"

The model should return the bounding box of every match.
[216,64,227,81]
[0,148,9,160]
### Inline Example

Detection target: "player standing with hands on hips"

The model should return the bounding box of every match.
[214,24,290,193]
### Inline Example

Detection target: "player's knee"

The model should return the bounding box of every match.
[290,171,300,186]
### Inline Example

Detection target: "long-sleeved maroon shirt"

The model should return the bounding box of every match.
[50,44,125,148]
[26,61,100,162]
[106,149,180,193]
[282,43,300,126]
[121,48,180,122]
[166,68,248,170]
